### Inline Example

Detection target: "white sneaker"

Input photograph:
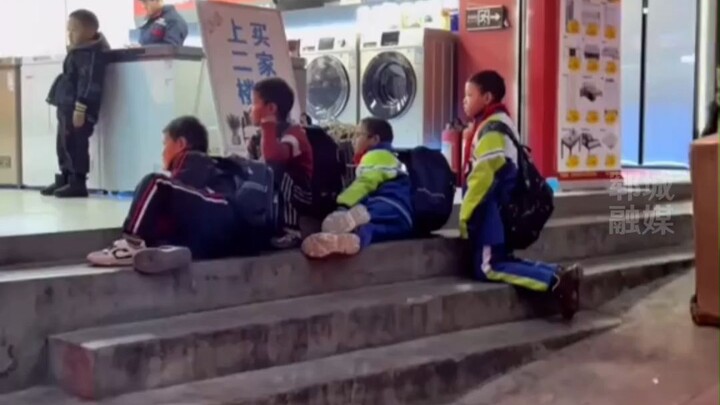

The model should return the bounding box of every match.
[87,239,144,267]
[134,246,192,275]
[302,232,361,259]
[321,205,371,234]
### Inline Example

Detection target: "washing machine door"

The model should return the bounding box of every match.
[361,51,416,120]
[306,55,351,122]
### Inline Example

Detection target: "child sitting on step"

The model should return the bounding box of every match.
[302,117,413,258]
[86,116,246,273]
[461,70,582,320]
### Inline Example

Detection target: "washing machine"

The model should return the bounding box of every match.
[300,32,359,125]
[359,28,456,149]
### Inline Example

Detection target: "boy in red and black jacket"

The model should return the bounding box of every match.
[251,78,314,248]
[86,116,242,272]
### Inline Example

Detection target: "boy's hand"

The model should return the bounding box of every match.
[72,110,86,128]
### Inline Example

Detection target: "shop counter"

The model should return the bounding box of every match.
[0,58,21,186]
[96,46,220,193]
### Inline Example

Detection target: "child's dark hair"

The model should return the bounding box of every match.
[164,116,209,153]
[253,78,295,122]
[468,70,506,103]
[360,117,394,143]
[69,9,100,32]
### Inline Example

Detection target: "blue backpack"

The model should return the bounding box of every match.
[396,147,456,235]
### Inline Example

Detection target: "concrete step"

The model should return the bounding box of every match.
[1,312,621,405]
[0,204,693,393]
[48,246,693,399]
[1,182,692,268]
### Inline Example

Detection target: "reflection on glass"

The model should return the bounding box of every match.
[642,0,696,167]
[306,55,350,122]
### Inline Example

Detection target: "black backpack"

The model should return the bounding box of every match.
[396,147,456,235]
[304,125,346,218]
[483,121,554,250]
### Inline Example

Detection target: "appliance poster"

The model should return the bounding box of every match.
[557,0,621,179]
[197,2,299,157]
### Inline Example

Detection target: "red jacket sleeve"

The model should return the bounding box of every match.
[260,122,293,164]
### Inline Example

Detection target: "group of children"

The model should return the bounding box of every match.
[48,9,581,321]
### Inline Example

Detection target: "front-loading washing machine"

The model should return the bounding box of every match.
[359,28,456,149]
[300,32,359,125]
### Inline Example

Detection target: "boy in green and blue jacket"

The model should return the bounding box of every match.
[302,117,413,258]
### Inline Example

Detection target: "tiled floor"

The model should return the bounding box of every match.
[0,190,128,236]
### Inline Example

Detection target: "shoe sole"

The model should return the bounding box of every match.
[302,233,361,259]
[134,246,192,275]
[322,206,371,234]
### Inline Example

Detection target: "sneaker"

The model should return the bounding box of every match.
[134,246,192,275]
[40,173,67,196]
[321,205,371,234]
[54,175,88,198]
[302,232,361,259]
[271,229,303,250]
[552,264,583,320]
[87,239,145,267]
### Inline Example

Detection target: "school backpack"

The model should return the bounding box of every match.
[304,125,347,219]
[215,155,276,239]
[396,147,456,235]
[483,121,554,250]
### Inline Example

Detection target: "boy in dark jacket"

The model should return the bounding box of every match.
[251,78,314,249]
[137,0,188,46]
[43,9,109,198]
[87,116,244,272]
[302,117,413,258]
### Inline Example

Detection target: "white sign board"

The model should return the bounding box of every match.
[197,2,299,156]
[556,0,621,183]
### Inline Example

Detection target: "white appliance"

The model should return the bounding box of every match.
[300,32,359,125]
[97,47,220,193]
[359,28,456,149]
[20,55,102,189]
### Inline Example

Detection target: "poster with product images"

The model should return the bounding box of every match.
[557,0,622,182]
[197,2,299,157]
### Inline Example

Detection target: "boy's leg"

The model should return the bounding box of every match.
[54,120,94,198]
[41,112,71,196]
[272,173,306,248]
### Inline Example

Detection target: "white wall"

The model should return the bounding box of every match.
[0,0,135,57]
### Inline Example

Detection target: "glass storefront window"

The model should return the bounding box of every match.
[620,0,642,166]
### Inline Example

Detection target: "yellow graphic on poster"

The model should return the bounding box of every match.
[558,0,622,181]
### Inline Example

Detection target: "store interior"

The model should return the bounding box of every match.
[0,0,715,236]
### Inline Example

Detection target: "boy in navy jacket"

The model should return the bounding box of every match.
[43,9,109,198]
[302,117,413,258]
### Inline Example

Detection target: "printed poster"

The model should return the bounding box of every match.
[557,0,621,181]
[198,2,300,156]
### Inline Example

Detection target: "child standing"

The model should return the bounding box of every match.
[251,78,314,249]
[302,117,413,258]
[461,70,582,320]
[43,9,109,198]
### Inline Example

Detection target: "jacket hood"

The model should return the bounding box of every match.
[70,32,110,51]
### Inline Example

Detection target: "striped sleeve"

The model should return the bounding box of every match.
[337,149,401,207]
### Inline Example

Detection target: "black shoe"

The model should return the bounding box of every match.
[552,264,582,321]
[40,173,68,196]
[54,175,88,198]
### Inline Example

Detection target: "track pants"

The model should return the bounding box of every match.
[122,173,237,259]
[469,217,559,292]
[56,110,94,176]
[277,171,312,232]
[356,197,413,249]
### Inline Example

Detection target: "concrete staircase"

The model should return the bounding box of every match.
[0,182,695,404]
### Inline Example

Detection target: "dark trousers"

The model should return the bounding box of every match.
[356,197,413,249]
[122,173,238,259]
[277,171,312,232]
[56,110,94,176]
